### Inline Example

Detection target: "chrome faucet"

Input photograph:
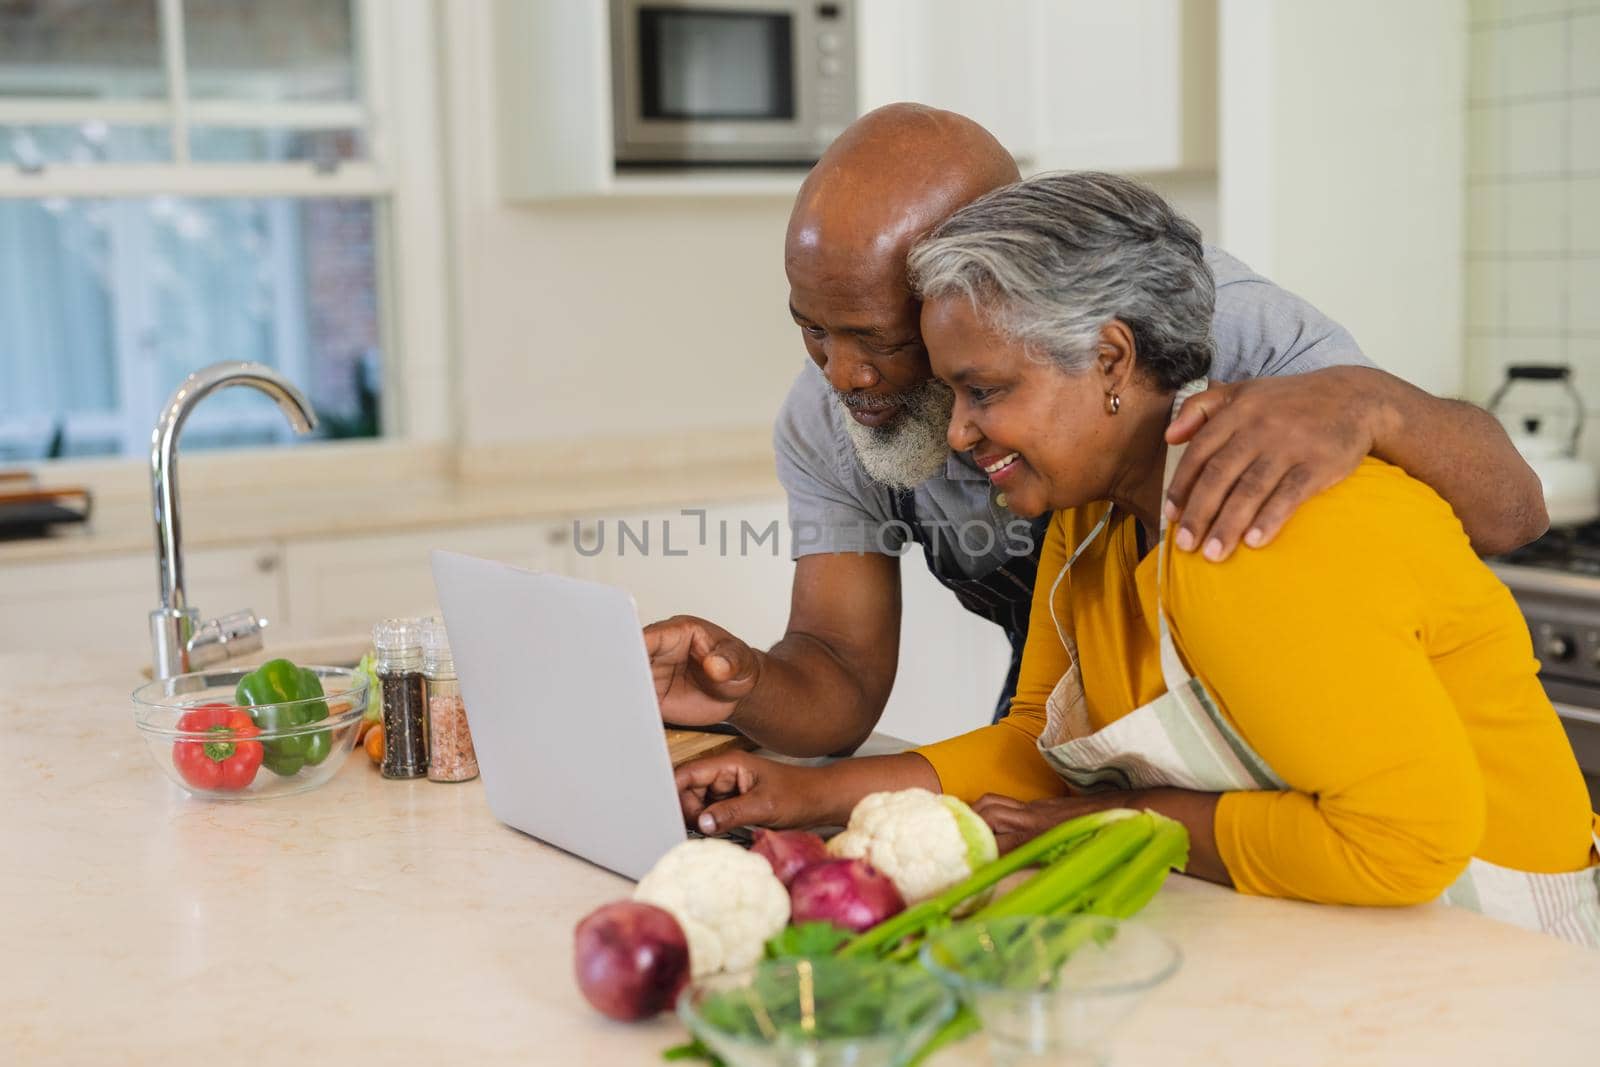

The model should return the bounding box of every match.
[149,361,318,679]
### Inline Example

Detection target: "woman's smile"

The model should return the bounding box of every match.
[975,448,1024,485]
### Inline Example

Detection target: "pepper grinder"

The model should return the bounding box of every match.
[372,618,428,779]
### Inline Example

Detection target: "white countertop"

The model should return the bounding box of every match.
[5,648,1599,1066]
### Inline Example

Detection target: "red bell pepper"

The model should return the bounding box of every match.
[173,702,264,792]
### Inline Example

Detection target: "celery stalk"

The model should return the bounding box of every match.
[973,813,1157,921]
[1081,814,1190,919]
[839,808,1139,959]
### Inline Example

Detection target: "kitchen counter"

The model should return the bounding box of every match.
[5,649,1599,1066]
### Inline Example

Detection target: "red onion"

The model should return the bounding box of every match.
[573,901,691,1021]
[750,828,832,887]
[788,859,906,933]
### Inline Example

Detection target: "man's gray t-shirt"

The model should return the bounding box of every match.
[774,246,1374,581]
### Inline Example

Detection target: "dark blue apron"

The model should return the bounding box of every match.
[887,488,1051,722]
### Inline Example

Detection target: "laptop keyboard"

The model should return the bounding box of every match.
[688,825,754,847]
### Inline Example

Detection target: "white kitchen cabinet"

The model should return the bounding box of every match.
[857,0,1040,163]
[0,542,285,664]
[491,0,1215,201]
[1031,0,1217,174]
[278,520,562,642]
[860,0,1217,173]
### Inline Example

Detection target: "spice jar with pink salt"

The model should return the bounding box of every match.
[421,618,478,783]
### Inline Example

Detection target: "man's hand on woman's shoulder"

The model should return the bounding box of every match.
[1163,369,1381,563]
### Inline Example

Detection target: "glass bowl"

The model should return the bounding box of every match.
[677,956,956,1067]
[132,665,369,800]
[920,915,1180,1067]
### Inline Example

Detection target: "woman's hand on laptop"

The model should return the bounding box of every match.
[644,615,762,728]
[675,752,829,833]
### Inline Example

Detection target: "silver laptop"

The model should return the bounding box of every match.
[430,550,690,880]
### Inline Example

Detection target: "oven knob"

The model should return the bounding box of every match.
[1543,634,1575,662]
[818,31,842,53]
[819,55,841,76]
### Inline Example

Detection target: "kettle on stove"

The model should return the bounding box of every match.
[1487,364,1600,528]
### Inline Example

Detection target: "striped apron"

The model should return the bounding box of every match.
[1035,380,1600,949]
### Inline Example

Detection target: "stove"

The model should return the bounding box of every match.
[1492,523,1600,808]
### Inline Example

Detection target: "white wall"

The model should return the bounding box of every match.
[438,2,803,447]
[1219,0,1468,396]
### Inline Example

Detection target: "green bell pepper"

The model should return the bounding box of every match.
[235,658,331,777]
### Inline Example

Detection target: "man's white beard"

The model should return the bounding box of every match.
[838,379,956,491]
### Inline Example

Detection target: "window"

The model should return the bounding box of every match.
[0,0,425,462]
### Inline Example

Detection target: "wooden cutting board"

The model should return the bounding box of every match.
[665,727,755,767]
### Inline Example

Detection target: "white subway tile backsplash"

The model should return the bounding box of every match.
[1505,100,1567,175]
[1569,96,1600,172]
[1574,14,1600,92]
[1468,261,1506,331]
[1471,27,1507,101]
[1504,19,1570,96]
[1469,108,1507,177]
[1468,185,1507,253]
[1467,4,1600,399]
[1470,0,1506,23]
[1505,260,1568,330]
[1502,339,1570,368]
[1571,334,1600,369]
[1467,337,1505,402]
[1568,341,1600,421]
[1555,345,1600,433]
[1504,0,1577,19]
[1506,181,1569,251]
[1568,259,1600,331]
[1573,178,1600,250]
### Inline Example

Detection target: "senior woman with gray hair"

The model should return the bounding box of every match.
[675,171,1600,945]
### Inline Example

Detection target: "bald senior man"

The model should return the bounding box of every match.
[645,104,1545,760]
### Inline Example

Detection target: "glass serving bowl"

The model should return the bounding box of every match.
[132,665,369,801]
[678,956,956,1067]
[920,915,1180,1067]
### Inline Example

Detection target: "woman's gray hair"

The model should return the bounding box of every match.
[907,170,1214,390]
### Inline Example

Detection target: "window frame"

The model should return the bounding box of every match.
[0,0,452,458]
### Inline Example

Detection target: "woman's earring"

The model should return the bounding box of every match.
[1105,391,1121,415]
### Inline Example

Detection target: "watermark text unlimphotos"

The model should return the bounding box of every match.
[569,508,1037,559]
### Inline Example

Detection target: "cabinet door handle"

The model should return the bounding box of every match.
[256,553,280,574]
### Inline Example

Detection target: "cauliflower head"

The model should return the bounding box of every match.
[826,789,998,905]
[633,839,790,977]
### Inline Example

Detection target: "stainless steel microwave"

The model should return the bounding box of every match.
[610,0,857,166]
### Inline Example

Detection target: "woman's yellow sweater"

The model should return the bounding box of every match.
[917,459,1598,905]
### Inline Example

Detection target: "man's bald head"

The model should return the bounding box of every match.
[783,106,1019,490]
[786,104,1020,285]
